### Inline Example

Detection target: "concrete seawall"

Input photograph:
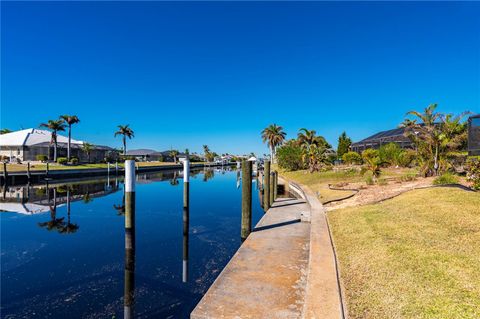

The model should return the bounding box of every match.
[191,177,344,319]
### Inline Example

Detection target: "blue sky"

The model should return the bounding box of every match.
[1,1,479,155]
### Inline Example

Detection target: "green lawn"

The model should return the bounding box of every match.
[328,187,480,319]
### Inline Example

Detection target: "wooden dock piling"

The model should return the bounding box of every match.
[241,160,253,240]
[269,171,274,206]
[263,160,271,210]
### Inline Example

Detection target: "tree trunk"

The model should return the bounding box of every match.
[434,144,439,176]
[123,137,127,155]
[54,140,58,162]
[67,125,71,161]
[270,145,274,163]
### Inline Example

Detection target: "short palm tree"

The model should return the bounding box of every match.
[60,115,80,161]
[0,128,12,135]
[82,142,93,163]
[297,128,331,172]
[261,124,286,162]
[114,125,134,155]
[40,119,66,162]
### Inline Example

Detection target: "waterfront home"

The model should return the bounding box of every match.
[350,127,414,153]
[0,128,112,162]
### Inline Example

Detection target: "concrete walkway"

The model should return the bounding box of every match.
[191,197,311,319]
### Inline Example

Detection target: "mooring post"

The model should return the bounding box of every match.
[124,160,136,319]
[27,162,31,181]
[274,171,278,200]
[263,160,271,210]
[115,161,119,175]
[241,160,253,240]
[46,161,49,178]
[269,171,274,206]
[182,155,190,283]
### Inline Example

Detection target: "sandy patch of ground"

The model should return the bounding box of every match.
[324,177,443,211]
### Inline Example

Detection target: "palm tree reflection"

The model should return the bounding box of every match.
[60,188,79,234]
[38,186,65,232]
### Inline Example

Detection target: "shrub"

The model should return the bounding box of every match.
[433,172,459,185]
[365,173,374,185]
[342,151,362,165]
[57,157,68,165]
[362,149,379,161]
[466,156,480,190]
[36,154,48,162]
[378,143,406,167]
[276,144,304,171]
[70,157,79,165]
[400,173,417,182]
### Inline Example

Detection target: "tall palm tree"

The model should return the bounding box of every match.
[0,128,12,135]
[82,142,93,163]
[261,124,286,162]
[169,149,179,163]
[40,119,66,162]
[114,125,134,155]
[60,115,80,161]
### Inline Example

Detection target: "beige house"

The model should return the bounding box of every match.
[0,128,113,163]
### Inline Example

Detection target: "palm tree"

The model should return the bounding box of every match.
[40,119,66,162]
[60,115,80,161]
[261,124,286,162]
[405,104,443,176]
[114,125,134,155]
[0,128,12,135]
[169,149,179,163]
[297,128,331,172]
[82,142,93,163]
[203,145,210,161]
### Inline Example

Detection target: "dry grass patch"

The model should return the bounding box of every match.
[328,187,480,319]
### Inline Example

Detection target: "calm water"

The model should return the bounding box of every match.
[1,167,264,318]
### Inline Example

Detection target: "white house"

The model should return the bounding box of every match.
[0,128,113,162]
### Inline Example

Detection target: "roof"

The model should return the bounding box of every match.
[352,127,409,145]
[0,128,111,150]
[0,128,84,147]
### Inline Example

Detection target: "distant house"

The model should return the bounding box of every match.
[0,128,112,162]
[125,149,188,162]
[125,149,162,161]
[468,114,480,156]
[350,127,414,153]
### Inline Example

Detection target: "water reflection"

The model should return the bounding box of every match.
[0,167,265,318]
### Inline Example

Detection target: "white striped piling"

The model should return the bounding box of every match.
[124,160,136,318]
[182,156,190,283]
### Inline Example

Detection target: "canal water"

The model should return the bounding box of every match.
[1,167,264,318]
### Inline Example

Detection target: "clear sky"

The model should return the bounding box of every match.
[1,1,479,155]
